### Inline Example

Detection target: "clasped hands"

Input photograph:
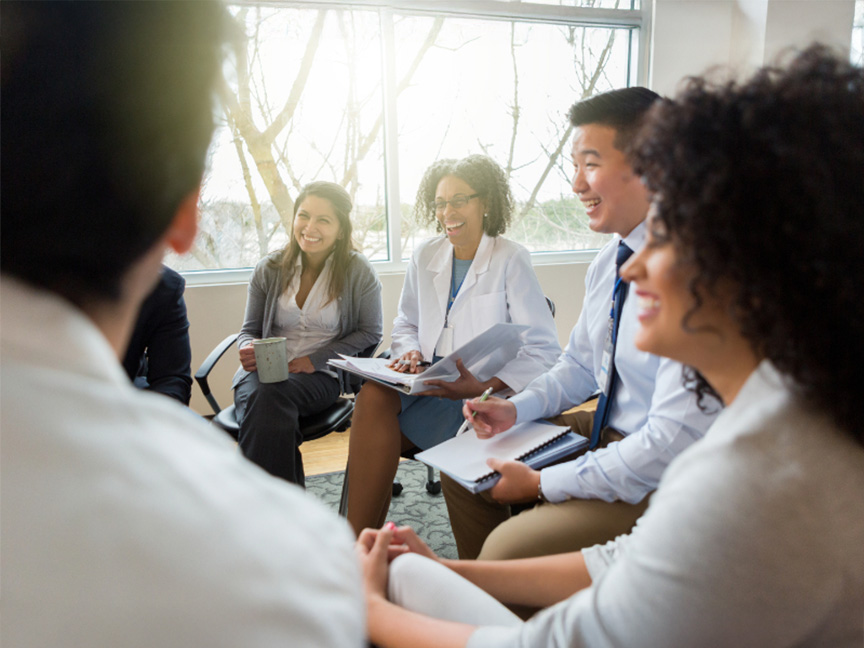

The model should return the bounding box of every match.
[238,342,315,374]
[354,522,440,603]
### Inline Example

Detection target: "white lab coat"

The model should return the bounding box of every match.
[391,233,561,393]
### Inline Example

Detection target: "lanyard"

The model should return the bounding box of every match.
[445,265,469,325]
[608,277,624,318]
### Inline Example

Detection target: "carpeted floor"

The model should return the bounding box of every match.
[306,461,458,559]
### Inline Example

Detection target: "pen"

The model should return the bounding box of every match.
[396,359,432,367]
[455,386,494,436]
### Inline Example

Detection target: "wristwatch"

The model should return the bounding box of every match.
[537,478,550,503]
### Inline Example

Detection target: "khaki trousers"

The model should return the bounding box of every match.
[441,409,651,560]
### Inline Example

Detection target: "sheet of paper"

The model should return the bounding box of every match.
[330,322,530,395]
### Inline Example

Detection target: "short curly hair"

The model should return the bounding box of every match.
[413,155,513,236]
[630,45,864,443]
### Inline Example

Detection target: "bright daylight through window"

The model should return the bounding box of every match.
[166,0,643,274]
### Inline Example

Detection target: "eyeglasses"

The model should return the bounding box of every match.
[432,193,479,213]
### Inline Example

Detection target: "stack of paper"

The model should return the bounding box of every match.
[328,322,529,395]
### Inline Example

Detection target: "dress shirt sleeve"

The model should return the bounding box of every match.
[509,294,598,425]
[142,275,193,404]
[308,256,383,371]
[389,251,422,358]
[539,356,715,503]
[491,246,561,393]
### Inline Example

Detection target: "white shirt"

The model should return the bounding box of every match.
[510,222,718,503]
[0,276,365,648]
[470,362,864,647]
[274,254,340,361]
[390,233,560,393]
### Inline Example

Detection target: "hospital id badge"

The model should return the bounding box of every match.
[598,318,615,395]
[435,326,454,357]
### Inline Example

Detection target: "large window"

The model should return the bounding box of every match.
[853,0,864,66]
[167,1,644,273]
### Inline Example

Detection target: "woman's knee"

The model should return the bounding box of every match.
[355,381,401,418]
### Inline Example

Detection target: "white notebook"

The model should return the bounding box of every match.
[415,420,588,493]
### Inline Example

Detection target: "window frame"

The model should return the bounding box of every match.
[184,0,651,286]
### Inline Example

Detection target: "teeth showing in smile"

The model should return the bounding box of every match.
[303,235,322,243]
[638,295,660,311]
[583,198,601,208]
[445,222,465,233]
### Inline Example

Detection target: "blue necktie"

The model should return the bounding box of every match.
[589,241,634,450]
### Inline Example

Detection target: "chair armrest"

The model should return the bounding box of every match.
[194,333,239,415]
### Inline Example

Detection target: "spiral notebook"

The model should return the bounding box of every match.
[415,420,588,494]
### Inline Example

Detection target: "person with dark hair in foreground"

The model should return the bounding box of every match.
[1,3,364,646]
[123,265,193,405]
[355,45,864,647]
[441,87,717,563]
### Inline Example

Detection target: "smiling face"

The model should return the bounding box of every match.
[571,124,650,237]
[293,195,342,264]
[620,210,741,372]
[435,175,486,260]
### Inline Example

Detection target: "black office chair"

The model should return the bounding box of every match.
[195,334,372,515]
[195,333,361,441]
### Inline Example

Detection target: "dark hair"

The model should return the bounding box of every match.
[631,45,864,443]
[273,181,356,303]
[413,155,513,237]
[568,87,660,151]
[0,2,227,306]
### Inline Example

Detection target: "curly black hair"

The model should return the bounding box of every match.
[413,155,513,236]
[630,45,864,443]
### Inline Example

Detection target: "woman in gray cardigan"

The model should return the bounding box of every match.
[233,182,382,486]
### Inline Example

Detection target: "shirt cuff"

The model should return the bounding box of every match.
[581,543,612,581]
[538,459,586,503]
[510,391,546,425]
[467,626,521,648]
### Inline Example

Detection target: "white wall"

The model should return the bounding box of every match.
[650,0,855,95]
[185,0,856,416]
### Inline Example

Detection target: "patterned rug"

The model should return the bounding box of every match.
[306,461,458,559]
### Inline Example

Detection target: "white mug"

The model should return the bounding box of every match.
[253,337,289,383]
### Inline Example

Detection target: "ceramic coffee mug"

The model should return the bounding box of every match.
[253,337,290,383]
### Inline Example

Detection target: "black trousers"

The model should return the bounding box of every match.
[234,371,340,486]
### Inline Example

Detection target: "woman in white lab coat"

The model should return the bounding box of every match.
[346,155,561,535]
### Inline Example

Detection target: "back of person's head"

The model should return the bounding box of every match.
[631,45,864,442]
[414,154,513,237]
[568,87,660,151]
[1,1,227,307]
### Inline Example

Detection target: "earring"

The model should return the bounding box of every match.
[484,212,488,219]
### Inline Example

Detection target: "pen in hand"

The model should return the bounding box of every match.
[455,386,494,436]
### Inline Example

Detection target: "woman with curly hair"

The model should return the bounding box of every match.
[354,46,864,647]
[346,155,561,534]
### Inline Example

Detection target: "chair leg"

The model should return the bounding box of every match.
[425,465,441,495]
[338,460,349,517]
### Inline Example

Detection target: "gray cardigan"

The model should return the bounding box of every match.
[233,250,383,392]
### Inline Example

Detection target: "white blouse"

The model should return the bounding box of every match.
[273,255,340,363]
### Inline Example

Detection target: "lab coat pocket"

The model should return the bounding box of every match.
[470,291,509,335]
